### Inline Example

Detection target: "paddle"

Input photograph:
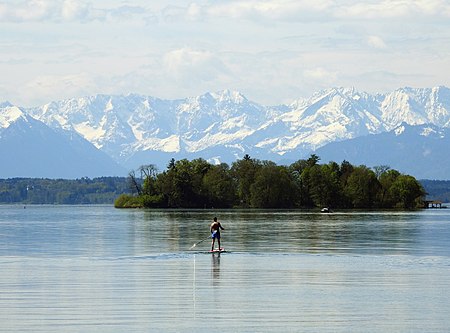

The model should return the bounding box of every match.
[189,235,211,250]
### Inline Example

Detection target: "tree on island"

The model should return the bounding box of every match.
[115,155,426,210]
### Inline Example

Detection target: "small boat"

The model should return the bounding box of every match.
[321,207,332,213]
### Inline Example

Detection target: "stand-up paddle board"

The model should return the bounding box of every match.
[209,248,225,253]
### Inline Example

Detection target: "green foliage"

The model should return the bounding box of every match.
[0,177,130,204]
[389,175,426,209]
[231,156,261,207]
[120,155,426,209]
[140,194,165,208]
[301,163,342,208]
[250,162,296,208]
[377,169,401,207]
[0,162,428,210]
[114,194,140,208]
[344,166,380,208]
[203,163,236,208]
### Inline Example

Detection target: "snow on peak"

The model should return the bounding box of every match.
[420,127,436,137]
[105,98,114,112]
[183,90,248,111]
[6,86,450,169]
[394,125,405,136]
[211,89,247,104]
[133,134,181,153]
[0,105,26,129]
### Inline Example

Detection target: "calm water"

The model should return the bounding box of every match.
[1,205,450,332]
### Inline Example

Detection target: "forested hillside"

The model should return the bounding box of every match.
[0,177,131,204]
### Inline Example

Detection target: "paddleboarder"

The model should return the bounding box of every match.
[210,217,224,251]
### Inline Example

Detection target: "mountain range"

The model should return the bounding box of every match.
[1,86,450,179]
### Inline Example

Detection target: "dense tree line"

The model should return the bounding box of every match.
[115,155,426,209]
[0,177,131,204]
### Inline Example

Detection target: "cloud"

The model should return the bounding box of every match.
[0,0,55,22]
[157,0,450,24]
[61,0,90,21]
[367,35,387,49]
[197,0,334,22]
[0,0,148,23]
[336,0,450,19]
[3,1,449,25]
[304,67,338,84]
[107,5,148,22]
[156,1,335,24]
[23,73,97,104]
[0,0,86,22]
[1,0,450,108]
[163,48,229,83]
[186,3,203,21]
[161,5,186,22]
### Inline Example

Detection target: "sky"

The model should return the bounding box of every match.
[1,0,450,107]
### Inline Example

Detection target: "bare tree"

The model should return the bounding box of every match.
[373,165,391,179]
[128,170,142,195]
[139,164,158,180]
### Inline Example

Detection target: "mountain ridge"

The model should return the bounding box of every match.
[2,86,450,179]
[315,122,450,179]
[0,104,126,178]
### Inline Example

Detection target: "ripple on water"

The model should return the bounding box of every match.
[1,206,450,332]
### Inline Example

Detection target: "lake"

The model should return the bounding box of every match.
[1,205,450,332]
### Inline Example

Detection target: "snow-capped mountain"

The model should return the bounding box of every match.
[315,123,450,179]
[0,103,126,178]
[380,87,450,129]
[2,86,450,178]
[253,87,384,155]
[27,90,286,168]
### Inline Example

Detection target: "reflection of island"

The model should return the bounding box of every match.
[211,253,221,284]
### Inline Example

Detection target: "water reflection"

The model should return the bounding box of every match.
[122,209,444,256]
[1,206,450,332]
[211,253,221,285]
[177,211,422,255]
[0,206,444,257]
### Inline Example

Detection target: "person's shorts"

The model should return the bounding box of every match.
[211,231,220,239]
